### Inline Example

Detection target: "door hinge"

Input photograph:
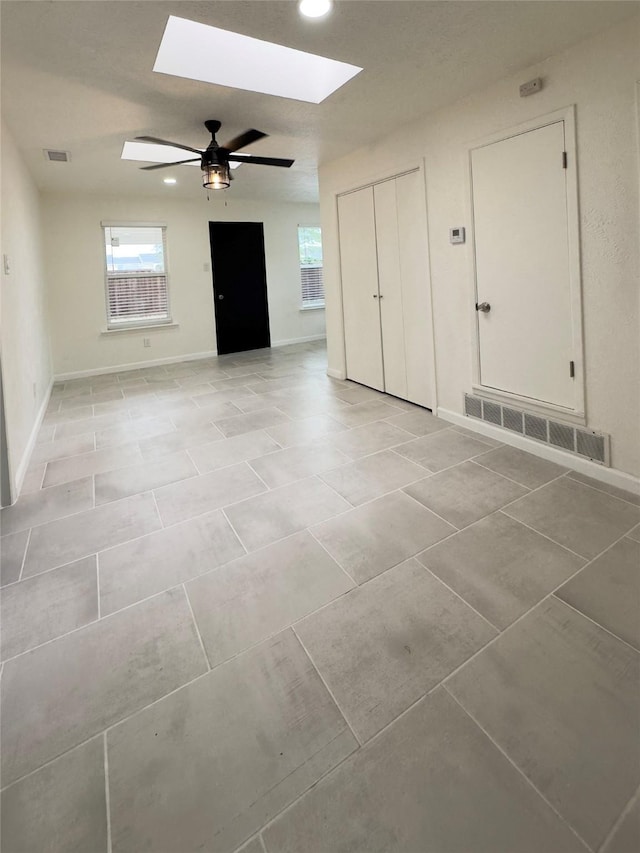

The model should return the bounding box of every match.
[562,151,568,169]
[569,360,575,378]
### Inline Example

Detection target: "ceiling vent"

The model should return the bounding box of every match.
[43,149,71,162]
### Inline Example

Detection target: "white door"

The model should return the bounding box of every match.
[374,179,407,399]
[338,187,384,390]
[395,170,434,408]
[471,121,575,408]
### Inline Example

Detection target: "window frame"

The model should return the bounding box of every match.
[297,225,325,310]
[101,221,173,330]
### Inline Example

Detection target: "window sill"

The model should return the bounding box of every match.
[299,304,325,311]
[101,322,179,335]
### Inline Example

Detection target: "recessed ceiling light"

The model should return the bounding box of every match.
[299,0,333,19]
[163,177,177,184]
[153,16,362,104]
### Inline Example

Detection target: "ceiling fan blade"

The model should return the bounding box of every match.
[228,153,294,168]
[140,158,201,171]
[135,136,203,156]
[221,129,267,153]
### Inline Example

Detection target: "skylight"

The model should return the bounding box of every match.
[121,141,243,169]
[152,16,362,104]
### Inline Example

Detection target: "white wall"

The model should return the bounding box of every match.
[1,121,53,500]
[41,193,324,376]
[320,17,640,478]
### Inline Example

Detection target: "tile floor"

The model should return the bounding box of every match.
[1,340,639,853]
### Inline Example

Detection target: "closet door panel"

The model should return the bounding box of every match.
[374,180,408,400]
[396,170,434,408]
[338,188,384,391]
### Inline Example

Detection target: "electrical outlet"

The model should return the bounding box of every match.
[143,338,151,348]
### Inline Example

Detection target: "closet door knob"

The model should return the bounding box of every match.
[372,294,378,298]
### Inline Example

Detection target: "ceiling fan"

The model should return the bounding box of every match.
[136,120,294,189]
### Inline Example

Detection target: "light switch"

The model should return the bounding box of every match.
[449,227,465,244]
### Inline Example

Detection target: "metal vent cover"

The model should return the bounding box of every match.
[576,430,607,464]
[502,407,524,433]
[464,394,482,419]
[482,400,502,426]
[549,420,575,452]
[524,413,548,443]
[462,394,610,466]
[44,149,70,162]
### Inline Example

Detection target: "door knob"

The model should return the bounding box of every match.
[372,294,378,298]
[373,294,384,299]
[218,294,225,300]
[475,301,491,313]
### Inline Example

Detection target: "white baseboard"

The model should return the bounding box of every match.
[270,334,326,348]
[54,351,219,382]
[326,367,347,380]
[13,376,54,503]
[437,407,640,497]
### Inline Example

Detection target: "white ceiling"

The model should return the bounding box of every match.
[1,1,635,204]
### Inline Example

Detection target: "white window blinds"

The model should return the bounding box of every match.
[298,226,324,308]
[103,225,170,327]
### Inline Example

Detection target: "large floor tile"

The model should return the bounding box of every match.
[296,560,495,741]
[99,510,245,615]
[504,476,640,558]
[95,415,175,449]
[19,462,46,495]
[1,555,98,660]
[1,587,207,785]
[0,737,108,853]
[187,531,354,666]
[0,529,29,585]
[169,400,242,429]
[263,687,586,853]
[154,462,266,527]
[394,429,492,472]
[214,407,291,438]
[248,443,349,488]
[43,442,143,488]
[0,476,93,536]
[419,512,584,629]
[446,597,640,849]
[312,491,455,584]
[474,445,567,488]
[324,420,413,459]
[384,409,450,437]
[107,630,357,853]
[23,492,162,577]
[95,450,198,505]
[330,399,402,428]
[188,430,280,473]
[43,404,94,426]
[54,411,131,440]
[405,461,527,528]
[264,414,345,447]
[567,470,640,507]
[138,423,224,461]
[225,476,351,551]
[556,537,640,650]
[319,450,425,506]
[30,433,96,465]
[601,789,640,853]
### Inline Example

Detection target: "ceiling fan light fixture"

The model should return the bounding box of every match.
[202,162,231,190]
[298,0,333,18]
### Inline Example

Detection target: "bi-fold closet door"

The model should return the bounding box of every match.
[338,170,434,408]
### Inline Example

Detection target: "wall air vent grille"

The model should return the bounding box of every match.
[464,394,482,419]
[462,394,610,466]
[549,420,575,452]
[482,400,502,425]
[524,414,548,443]
[502,407,524,433]
[576,430,607,464]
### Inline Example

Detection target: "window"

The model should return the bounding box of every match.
[298,225,324,308]
[103,225,171,328]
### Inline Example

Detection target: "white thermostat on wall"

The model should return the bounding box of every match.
[449,227,465,244]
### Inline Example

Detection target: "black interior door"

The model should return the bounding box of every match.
[209,222,271,355]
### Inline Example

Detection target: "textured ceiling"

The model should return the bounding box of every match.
[1,1,635,203]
